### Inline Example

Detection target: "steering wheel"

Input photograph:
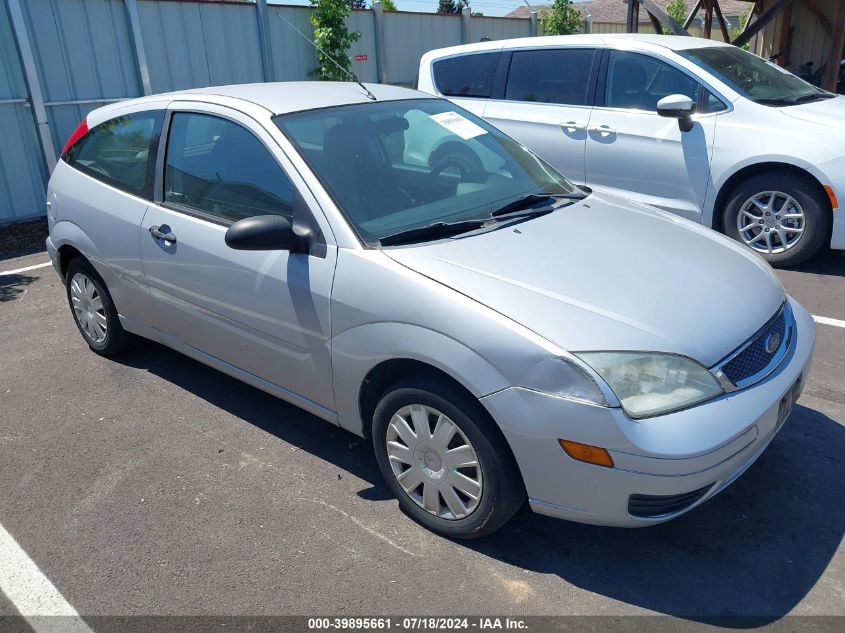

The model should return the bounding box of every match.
[426,142,485,188]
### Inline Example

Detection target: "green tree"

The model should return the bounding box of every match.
[541,0,582,36]
[730,7,753,49]
[380,0,397,10]
[663,0,686,34]
[437,0,462,15]
[310,0,361,81]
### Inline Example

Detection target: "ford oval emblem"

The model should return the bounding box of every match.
[764,332,781,354]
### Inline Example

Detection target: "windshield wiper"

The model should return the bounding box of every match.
[754,92,835,106]
[794,92,836,103]
[379,219,487,246]
[490,192,585,217]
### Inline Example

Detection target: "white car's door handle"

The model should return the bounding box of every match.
[588,124,617,135]
[560,121,586,132]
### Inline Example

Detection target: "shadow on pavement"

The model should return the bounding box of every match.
[466,404,844,626]
[118,343,843,625]
[0,273,37,302]
[788,248,845,278]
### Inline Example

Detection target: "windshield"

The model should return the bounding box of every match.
[677,46,829,105]
[275,99,578,245]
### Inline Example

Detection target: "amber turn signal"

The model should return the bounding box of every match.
[558,439,614,468]
[824,185,839,210]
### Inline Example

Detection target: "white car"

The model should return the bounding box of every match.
[418,34,845,266]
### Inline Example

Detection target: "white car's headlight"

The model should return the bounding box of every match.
[575,352,723,419]
[523,357,609,407]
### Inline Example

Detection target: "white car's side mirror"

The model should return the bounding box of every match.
[657,94,696,133]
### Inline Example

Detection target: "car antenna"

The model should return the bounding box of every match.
[275,12,377,101]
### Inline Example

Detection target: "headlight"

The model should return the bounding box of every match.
[575,352,723,419]
[522,357,609,407]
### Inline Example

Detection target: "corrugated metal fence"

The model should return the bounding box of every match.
[0,0,534,224]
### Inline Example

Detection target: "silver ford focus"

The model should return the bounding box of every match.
[46,82,814,538]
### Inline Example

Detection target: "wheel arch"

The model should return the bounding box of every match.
[711,162,832,233]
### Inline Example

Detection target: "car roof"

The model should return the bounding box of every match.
[422,33,732,59]
[91,82,428,121]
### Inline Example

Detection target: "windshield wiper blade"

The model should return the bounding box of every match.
[794,92,836,103]
[379,219,486,246]
[755,93,835,106]
[490,192,585,217]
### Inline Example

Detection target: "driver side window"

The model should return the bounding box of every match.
[604,51,702,112]
[164,112,294,224]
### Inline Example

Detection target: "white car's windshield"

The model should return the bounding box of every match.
[275,99,580,245]
[678,46,833,106]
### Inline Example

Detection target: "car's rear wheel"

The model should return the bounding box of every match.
[372,378,524,539]
[65,257,126,356]
[722,171,831,267]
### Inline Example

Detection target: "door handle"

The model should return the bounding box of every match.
[150,225,177,243]
[588,124,616,135]
[560,121,586,132]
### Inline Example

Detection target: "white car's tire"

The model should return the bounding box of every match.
[722,171,831,267]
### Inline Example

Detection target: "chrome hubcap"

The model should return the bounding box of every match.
[386,404,482,520]
[737,191,805,254]
[70,272,107,344]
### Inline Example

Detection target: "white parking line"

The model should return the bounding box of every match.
[813,315,845,329]
[0,261,52,276]
[0,522,93,633]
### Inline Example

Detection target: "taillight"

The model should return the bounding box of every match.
[61,118,88,157]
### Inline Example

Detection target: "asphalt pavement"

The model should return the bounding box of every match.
[1,248,843,628]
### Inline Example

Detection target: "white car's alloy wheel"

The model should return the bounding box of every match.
[737,191,805,254]
[385,404,483,520]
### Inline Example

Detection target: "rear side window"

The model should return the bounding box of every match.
[64,111,163,198]
[164,112,294,224]
[505,49,596,105]
[433,53,499,98]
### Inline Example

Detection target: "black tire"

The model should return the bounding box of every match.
[372,377,525,539]
[721,171,831,267]
[65,257,127,356]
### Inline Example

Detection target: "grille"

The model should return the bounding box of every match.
[721,305,789,386]
[628,485,713,519]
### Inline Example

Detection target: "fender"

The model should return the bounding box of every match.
[332,322,511,436]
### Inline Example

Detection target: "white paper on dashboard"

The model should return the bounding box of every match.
[429,112,487,140]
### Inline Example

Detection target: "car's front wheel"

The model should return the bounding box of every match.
[722,171,831,267]
[372,378,524,539]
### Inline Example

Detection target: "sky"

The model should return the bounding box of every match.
[269,0,574,18]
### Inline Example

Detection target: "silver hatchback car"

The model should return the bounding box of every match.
[47,82,814,538]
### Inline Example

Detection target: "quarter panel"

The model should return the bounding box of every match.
[47,161,151,318]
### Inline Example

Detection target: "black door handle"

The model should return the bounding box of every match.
[150,225,176,243]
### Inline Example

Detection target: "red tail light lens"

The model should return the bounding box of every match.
[61,119,89,157]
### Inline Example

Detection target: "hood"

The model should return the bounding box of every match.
[778,95,845,132]
[384,192,786,367]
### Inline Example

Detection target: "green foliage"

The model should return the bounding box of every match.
[437,0,462,15]
[730,7,753,50]
[310,0,361,81]
[541,0,582,36]
[663,0,686,34]
[380,0,397,10]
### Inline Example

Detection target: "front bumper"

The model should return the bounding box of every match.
[480,296,815,527]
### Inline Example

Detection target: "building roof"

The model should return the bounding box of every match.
[507,0,752,21]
